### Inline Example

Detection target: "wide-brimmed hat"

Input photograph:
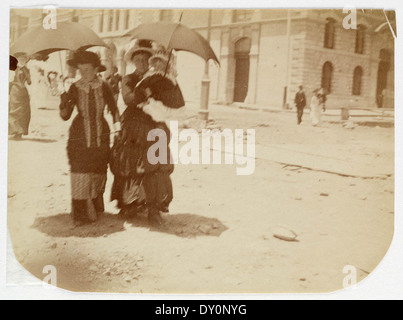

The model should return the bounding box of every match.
[125,39,154,62]
[67,50,106,72]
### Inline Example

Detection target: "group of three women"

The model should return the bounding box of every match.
[59,40,185,227]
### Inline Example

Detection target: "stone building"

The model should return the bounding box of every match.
[10,8,395,109]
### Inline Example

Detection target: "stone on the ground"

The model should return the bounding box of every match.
[273,226,299,242]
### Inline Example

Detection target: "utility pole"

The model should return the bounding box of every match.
[283,9,292,110]
[199,9,212,121]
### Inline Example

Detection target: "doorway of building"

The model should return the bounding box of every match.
[234,38,251,103]
[376,49,391,108]
[321,61,333,94]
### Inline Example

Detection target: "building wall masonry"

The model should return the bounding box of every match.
[10,8,395,109]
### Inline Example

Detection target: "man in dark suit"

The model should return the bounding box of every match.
[294,85,307,125]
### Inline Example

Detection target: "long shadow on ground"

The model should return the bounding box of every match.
[32,212,228,239]
[32,212,125,238]
[126,213,228,238]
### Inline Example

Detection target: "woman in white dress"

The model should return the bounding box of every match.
[310,88,326,126]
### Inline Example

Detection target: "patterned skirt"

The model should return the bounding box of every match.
[67,115,111,222]
[70,173,107,222]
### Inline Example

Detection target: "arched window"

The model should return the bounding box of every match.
[233,38,251,103]
[324,18,336,49]
[355,25,366,54]
[321,62,333,94]
[376,49,391,107]
[353,66,363,96]
[235,37,251,53]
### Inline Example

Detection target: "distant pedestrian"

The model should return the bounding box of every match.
[34,68,48,109]
[9,54,31,140]
[311,88,327,127]
[47,71,59,96]
[310,88,326,127]
[106,66,122,104]
[294,85,306,125]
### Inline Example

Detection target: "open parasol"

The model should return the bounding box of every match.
[10,21,108,58]
[125,22,220,64]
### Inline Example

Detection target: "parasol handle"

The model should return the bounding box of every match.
[162,10,182,78]
[164,48,174,78]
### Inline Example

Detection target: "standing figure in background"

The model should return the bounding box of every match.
[294,85,307,125]
[59,51,121,226]
[106,66,122,104]
[32,68,48,109]
[310,88,326,127]
[9,54,32,140]
[47,71,59,96]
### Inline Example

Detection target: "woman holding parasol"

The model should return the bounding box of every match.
[110,40,185,226]
[59,50,121,225]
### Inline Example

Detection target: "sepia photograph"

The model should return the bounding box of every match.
[6,6,396,295]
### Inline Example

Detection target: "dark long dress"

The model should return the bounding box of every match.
[110,71,184,215]
[60,78,120,223]
[9,66,31,136]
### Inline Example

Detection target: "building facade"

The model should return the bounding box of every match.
[10,8,395,109]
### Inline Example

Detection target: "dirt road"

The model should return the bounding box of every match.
[7,100,394,293]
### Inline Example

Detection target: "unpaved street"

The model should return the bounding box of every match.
[7,100,394,293]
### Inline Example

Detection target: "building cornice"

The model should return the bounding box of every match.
[192,15,307,32]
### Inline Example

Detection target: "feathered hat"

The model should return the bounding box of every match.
[148,45,178,79]
[125,39,155,62]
